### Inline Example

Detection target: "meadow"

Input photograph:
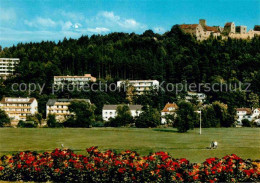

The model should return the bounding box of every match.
[0,127,259,162]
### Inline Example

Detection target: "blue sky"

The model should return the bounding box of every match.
[0,0,259,47]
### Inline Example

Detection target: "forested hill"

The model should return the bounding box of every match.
[0,25,259,84]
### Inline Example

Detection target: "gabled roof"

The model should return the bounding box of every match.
[225,22,233,27]
[254,25,260,31]
[0,97,36,104]
[236,108,252,115]
[179,24,199,29]
[161,103,178,112]
[46,99,91,106]
[204,26,219,32]
[103,104,142,111]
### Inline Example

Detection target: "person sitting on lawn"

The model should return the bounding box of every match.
[210,141,214,149]
[213,141,218,149]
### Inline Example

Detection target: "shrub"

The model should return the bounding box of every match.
[0,147,259,182]
[17,120,38,128]
[242,119,252,127]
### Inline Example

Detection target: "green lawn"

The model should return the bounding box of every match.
[0,128,259,162]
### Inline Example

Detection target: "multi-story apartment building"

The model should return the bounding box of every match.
[102,104,142,121]
[0,97,38,125]
[0,58,20,79]
[54,74,97,86]
[185,92,206,103]
[161,102,178,124]
[117,80,159,95]
[46,99,91,122]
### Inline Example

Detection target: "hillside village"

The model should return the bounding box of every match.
[179,19,260,40]
[1,60,260,127]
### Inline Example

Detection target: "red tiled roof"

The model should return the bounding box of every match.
[254,25,260,31]
[236,108,252,115]
[162,103,178,112]
[204,26,219,32]
[225,22,232,27]
[179,24,199,30]
[0,97,36,104]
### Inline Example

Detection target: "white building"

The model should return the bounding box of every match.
[46,99,91,122]
[236,108,260,125]
[185,92,206,103]
[161,102,178,124]
[54,74,97,86]
[0,58,20,79]
[0,97,38,125]
[117,80,159,95]
[102,104,142,121]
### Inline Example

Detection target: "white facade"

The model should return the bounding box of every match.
[0,58,20,79]
[102,104,142,121]
[117,80,159,95]
[185,92,206,103]
[161,103,178,124]
[46,99,90,122]
[0,97,38,125]
[54,74,97,86]
[236,108,260,125]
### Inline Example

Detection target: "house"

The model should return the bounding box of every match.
[117,80,159,95]
[0,58,20,79]
[236,108,253,124]
[252,108,260,119]
[161,102,178,124]
[224,22,236,34]
[236,108,260,124]
[54,74,96,86]
[102,104,142,121]
[46,99,91,122]
[236,26,247,34]
[185,92,206,103]
[0,97,38,126]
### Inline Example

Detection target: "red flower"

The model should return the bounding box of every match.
[118,167,126,173]
[115,160,122,166]
[193,174,199,180]
[0,166,4,171]
[17,164,22,169]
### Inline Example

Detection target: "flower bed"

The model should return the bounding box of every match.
[0,147,259,182]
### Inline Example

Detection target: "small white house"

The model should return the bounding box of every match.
[236,108,252,125]
[185,92,206,103]
[161,102,178,124]
[102,104,142,121]
[235,108,260,125]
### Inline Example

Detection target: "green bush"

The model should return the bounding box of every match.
[17,120,38,128]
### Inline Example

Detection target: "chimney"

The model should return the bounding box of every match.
[199,19,206,27]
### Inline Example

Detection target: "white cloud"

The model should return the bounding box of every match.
[99,11,120,21]
[0,8,16,22]
[153,26,166,34]
[24,17,56,28]
[87,11,147,31]
[86,27,110,33]
[61,21,73,30]
[60,10,85,21]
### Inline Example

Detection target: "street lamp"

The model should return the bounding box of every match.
[196,110,202,135]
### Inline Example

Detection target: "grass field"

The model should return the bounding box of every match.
[0,127,259,162]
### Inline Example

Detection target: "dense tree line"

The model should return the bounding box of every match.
[0,25,259,120]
